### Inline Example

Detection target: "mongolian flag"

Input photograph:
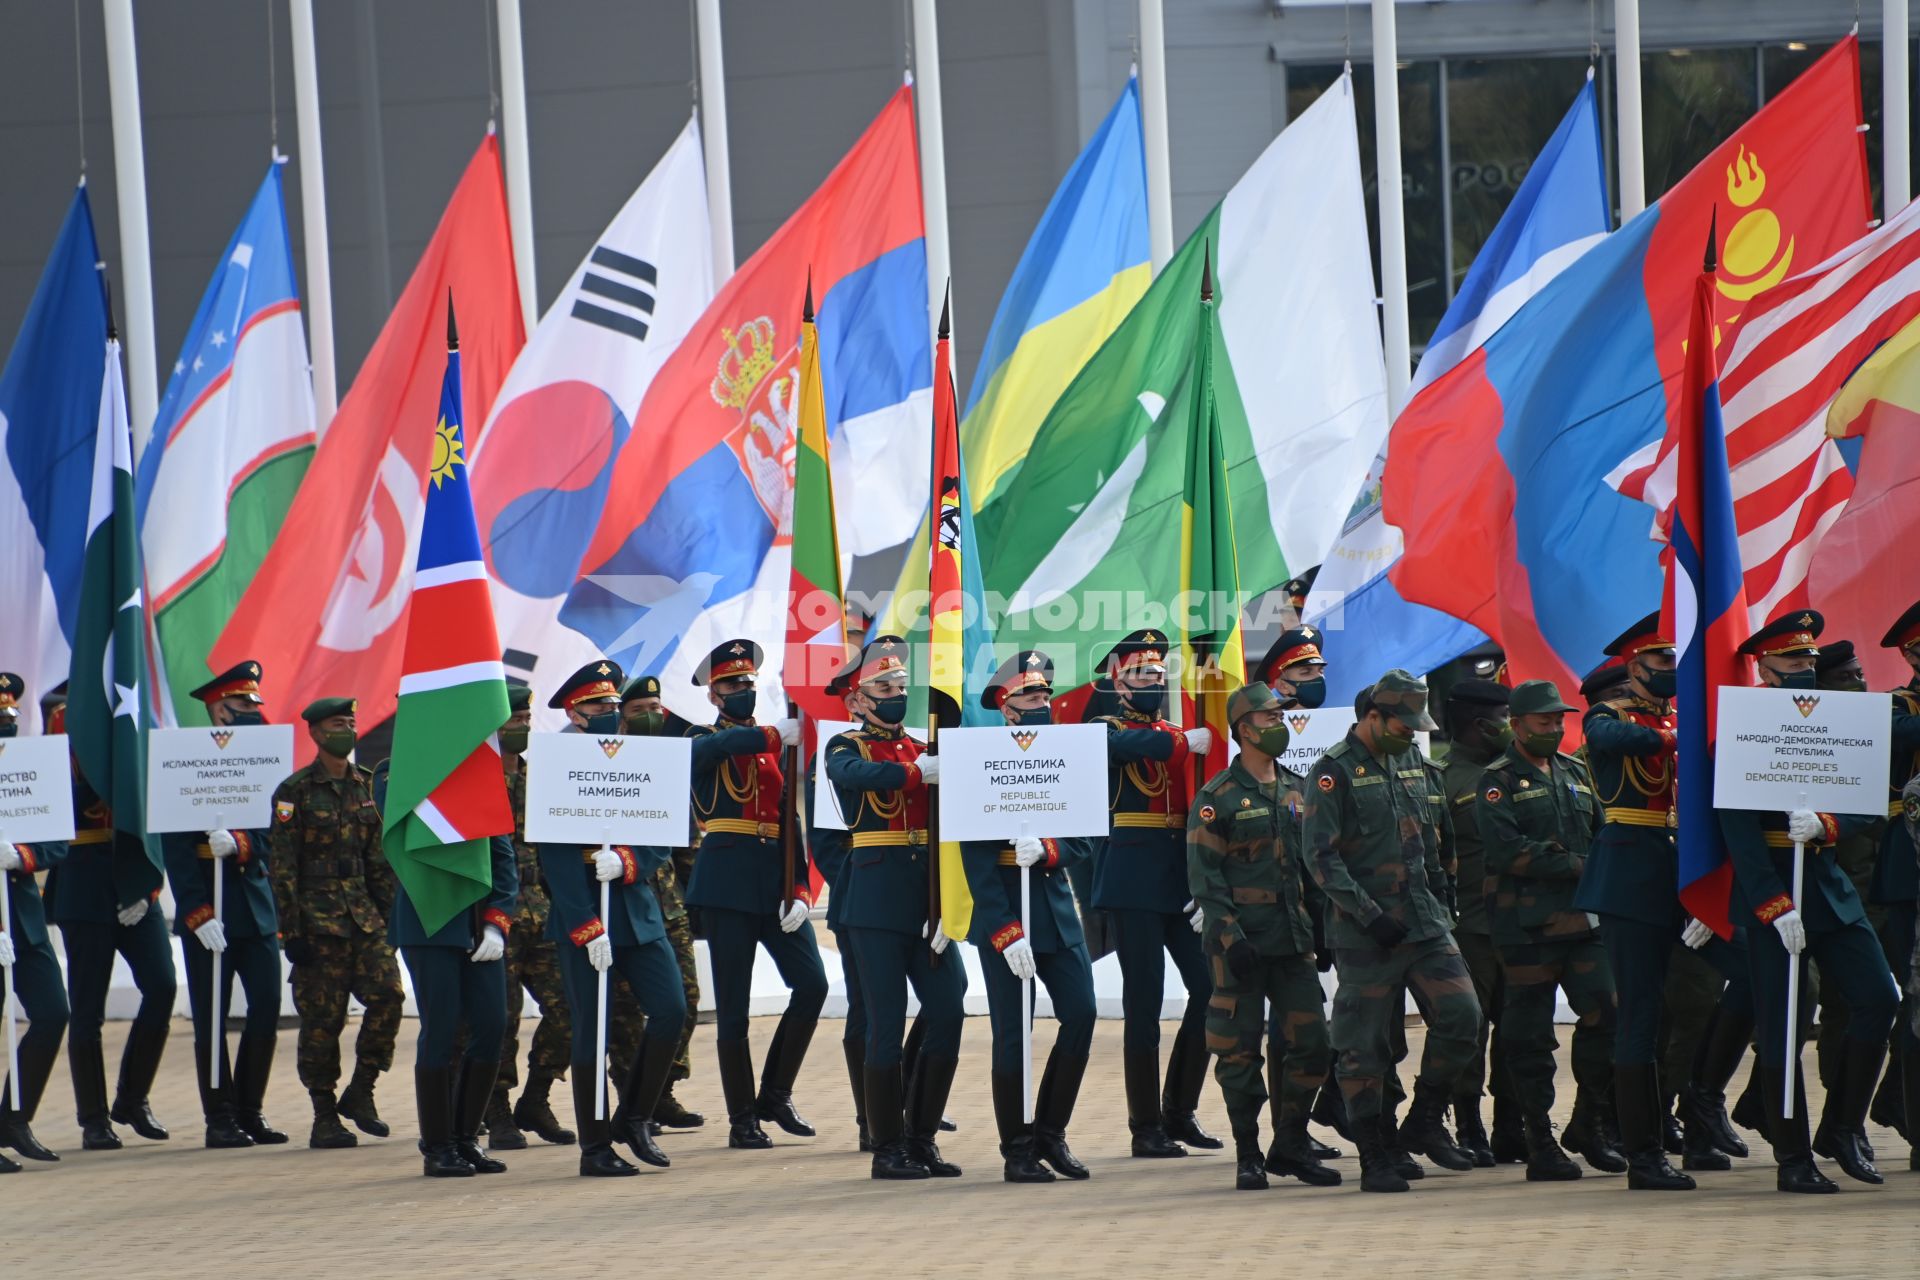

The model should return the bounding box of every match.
[1663,225,1749,939]
[379,297,514,934]
[783,276,847,723]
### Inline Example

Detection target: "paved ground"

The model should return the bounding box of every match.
[4,1016,1916,1277]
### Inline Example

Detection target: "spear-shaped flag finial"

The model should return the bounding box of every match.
[1201,240,1214,303]
[803,268,815,325]
[103,269,119,342]
[1704,205,1718,275]
[938,280,951,341]
[447,288,460,351]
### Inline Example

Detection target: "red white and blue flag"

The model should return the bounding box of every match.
[1663,239,1750,939]
[379,300,514,934]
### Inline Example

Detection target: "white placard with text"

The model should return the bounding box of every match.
[936,722,1109,842]
[1712,686,1890,816]
[0,734,77,845]
[524,731,692,846]
[1272,707,1358,776]
[810,720,861,832]
[146,724,295,833]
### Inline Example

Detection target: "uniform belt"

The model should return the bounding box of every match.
[1763,832,1817,848]
[704,819,781,838]
[1602,806,1676,829]
[1113,812,1187,830]
[994,849,1051,867]
[1894,801,1908,819]
[68,829,112,846]
[850,829,929,848]
[1230,887,1279,904]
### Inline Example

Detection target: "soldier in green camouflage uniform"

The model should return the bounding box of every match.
[1304,669,1482,1192]
[1189,682,1339,1191]
[1475,680,1618,1181]
[268,697,405,1149]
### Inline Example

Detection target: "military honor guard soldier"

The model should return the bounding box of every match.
[1873,599,1920,1168]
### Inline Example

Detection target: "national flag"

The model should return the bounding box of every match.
[1384,38,1869,695]
[558,89,928,721]
[1306,75,1608,703]
[212,138,525,754]
[467,118,714,714]
[1179,248,1244,778]
[783,277,848,722]
[1664,230,1747,938]
[68,330,158,873]
[380,300,515,935]
[137,163,317,726]
[978,75,1384,685]
[0,186,109,727]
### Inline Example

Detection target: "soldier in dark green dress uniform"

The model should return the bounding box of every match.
[268,697,405,1149]
[1721,611,1899,1193]
[540,660,687,1176]
[1873,600,1920,1166]
[961,650,1097,1185]
[0,672,69,1174]
[1091,628,1221,1158]
[683,640,825,1150]
[161,662,285,1149]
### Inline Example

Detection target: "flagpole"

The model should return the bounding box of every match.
[103,0,159,450]
[596,849,610,1121]
[1019,823,1033,1126]
[1784,792,1808,1118]
[1614,0,1646,218]
[1370,0,1412,416]
[496,0,538,332]
[1,860,18,1112]
[1887,0,1912,217]
[288,0,339,430]
[911,0,953,358]
[694,0,735,280]
[210,828,225,1089]
[1137,0,1174,274]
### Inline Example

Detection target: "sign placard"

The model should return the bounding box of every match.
[811,720,861,832]
[1273,708,1357,776]
[146,724,295,833]
[1712,686,1890,816]
[936,722,1109,842]
[524,732,692,846]
[0,735,76,845]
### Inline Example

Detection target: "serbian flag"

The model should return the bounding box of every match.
[378,298,514,935]
[1664,233,1749,939]
[783,277,847,723]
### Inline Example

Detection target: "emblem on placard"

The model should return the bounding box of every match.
[210,730,234,749]
[1010,729,1039,751]
[598,739,624,759]
[1288,713,1311,735]
[1792,694,1820,719]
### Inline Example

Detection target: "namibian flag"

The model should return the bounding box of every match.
[380,296,514,934]
[1663,228,1749,939]
[783,276,846,723]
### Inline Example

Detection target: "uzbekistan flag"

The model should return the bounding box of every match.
[380,297,514,934]
[783,277,846,723]
[1664,234,1749,939]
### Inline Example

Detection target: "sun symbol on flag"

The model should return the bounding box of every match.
[429,417,466,488]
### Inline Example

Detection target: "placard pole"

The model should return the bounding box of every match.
[1784,791,1807,1119]
[1019,821,1033,1125]
[210,810,225,1089]
[1,840,18,1113]
[596,834,611,1122]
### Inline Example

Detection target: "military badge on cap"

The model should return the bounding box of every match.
[548,659,625,710]
[693,639,762,686]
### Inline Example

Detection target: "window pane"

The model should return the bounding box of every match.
[1639,46,1759,198]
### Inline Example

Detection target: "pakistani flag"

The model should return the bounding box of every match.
[976,74,1386,681]
[67,334,158,871]
[380,300,514,934]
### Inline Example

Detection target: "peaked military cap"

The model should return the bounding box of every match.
[1739,609,1823,658]
[1257,625,1328,681]
[621,674,662,702]
[1368,668,1439,731]
[1604,611,1675,659]
[1099,628,1170,676]
[1509,679,1576,717]
[188,659,264,705]
[1282,566,1319,608]
[983,649,1054,709]
[548,659,624,710]
[1882,600,1920,652]
[1226,680,1280,728]
[693,638,762,686]
[301,696,356,724]
[1579,659,1631,705]
[0,672,21,714]
[849,634,911,686]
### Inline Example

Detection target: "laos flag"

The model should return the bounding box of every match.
[558,87,928,719]
[1383,38,1868,696]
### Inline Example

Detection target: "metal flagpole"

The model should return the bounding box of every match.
[496,0,538,332]
[1887,0,1912,218]
[288,0,339,430]
[1614,0,1646,218]
[102,0,159,449]
[1370,0,1411,417]
[1,853,18,1111]
[1137,0,1174,274]
[694,0,735,280]
[911,0,952,355]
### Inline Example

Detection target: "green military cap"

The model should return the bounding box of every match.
[301,696,356,724]
[506,683,532,712]
[1509,679,1576,717]
[1226,680,1279,728]
[621,674,662,702]
[1369,669,1438,731]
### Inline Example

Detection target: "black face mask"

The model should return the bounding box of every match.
[1124,684,1166,718]
[719,689,757,722]
[1015,705,1052,727]
[583,710,621,736]
[1638,666,1677,700]
[1773,669,1817,692]
[0,721,16,739]
[1288,676,1327,710]
[870,694,909,725]
[226,709,266,727]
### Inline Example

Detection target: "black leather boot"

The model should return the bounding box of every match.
[1312,1078,1355,1144]
[843,1039,871,1152]
[905,1054,962,1176]
[1382,1105,1424,1180]
[1762,1063,1837,1193]
[1903,1046,1920,1172]
[308,1090,357,1149]
[484,1086,526,1150]
[1354,1115,1410,1193]
[1869,1043,1906,1139]
[73,1037,122,1150]
[993,1072,1053,1183]
[194,1041,252,1149]
[652,1085,704,1130]
[572,1071,636,1177]
[513,1072,575,1145]
[717,1039,772,1149]
[1689,1007,1752,1157]
[1617,1063,1693,1190]
[336,1062,389,1138]
[0,1150,17,1173]
[1489,1090,1527,1163]
[1523,1113,1581,1181]
[1034,1049,1090,1180]
[1452,1094,1495,1167]
[1265,1115,1342,1185]
[753,1010,819,1137]
[453,1059,507,1173]
[1162,1019,1222,1149]
[417,1066,474,1177]
[1814,1039,1885,1185]
[1402,1077,1474,1171]
[233,1030,286,1144]
[3,1033,65,1159]
[1730,1057,1767,1138]
[108,1018,169,1140]
[1124,1050,1185,1157]
[1235,1132,1270,1189]
[1564,1088,1629,1173]
[864,1062,929,1180]
[613,1034,676,1169]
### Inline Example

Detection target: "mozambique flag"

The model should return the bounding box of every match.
[784,277,848,723]
[379,297,514,934]
[1180,249,1244,778]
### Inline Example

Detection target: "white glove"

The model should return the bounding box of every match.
[779,899,810,933]
[1003,937,1037,981]
[593,847,625,882]
[774,717,801,747]
[1681,917,1714,950]
[205,829,238,859]
[1013,836,1046,868]
[586,933,613,972]
[470,924,505,963]
[0,933,14,966]
[1185,727,1214,755]
[1772,908,1806,956]
[1185,899,1205,933]
[1786,809,1823,844]
[0,841,19,872]
[194,919,228,954]
[922,919,950,955]
[117,899,149,928]
[916,754,941,785]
